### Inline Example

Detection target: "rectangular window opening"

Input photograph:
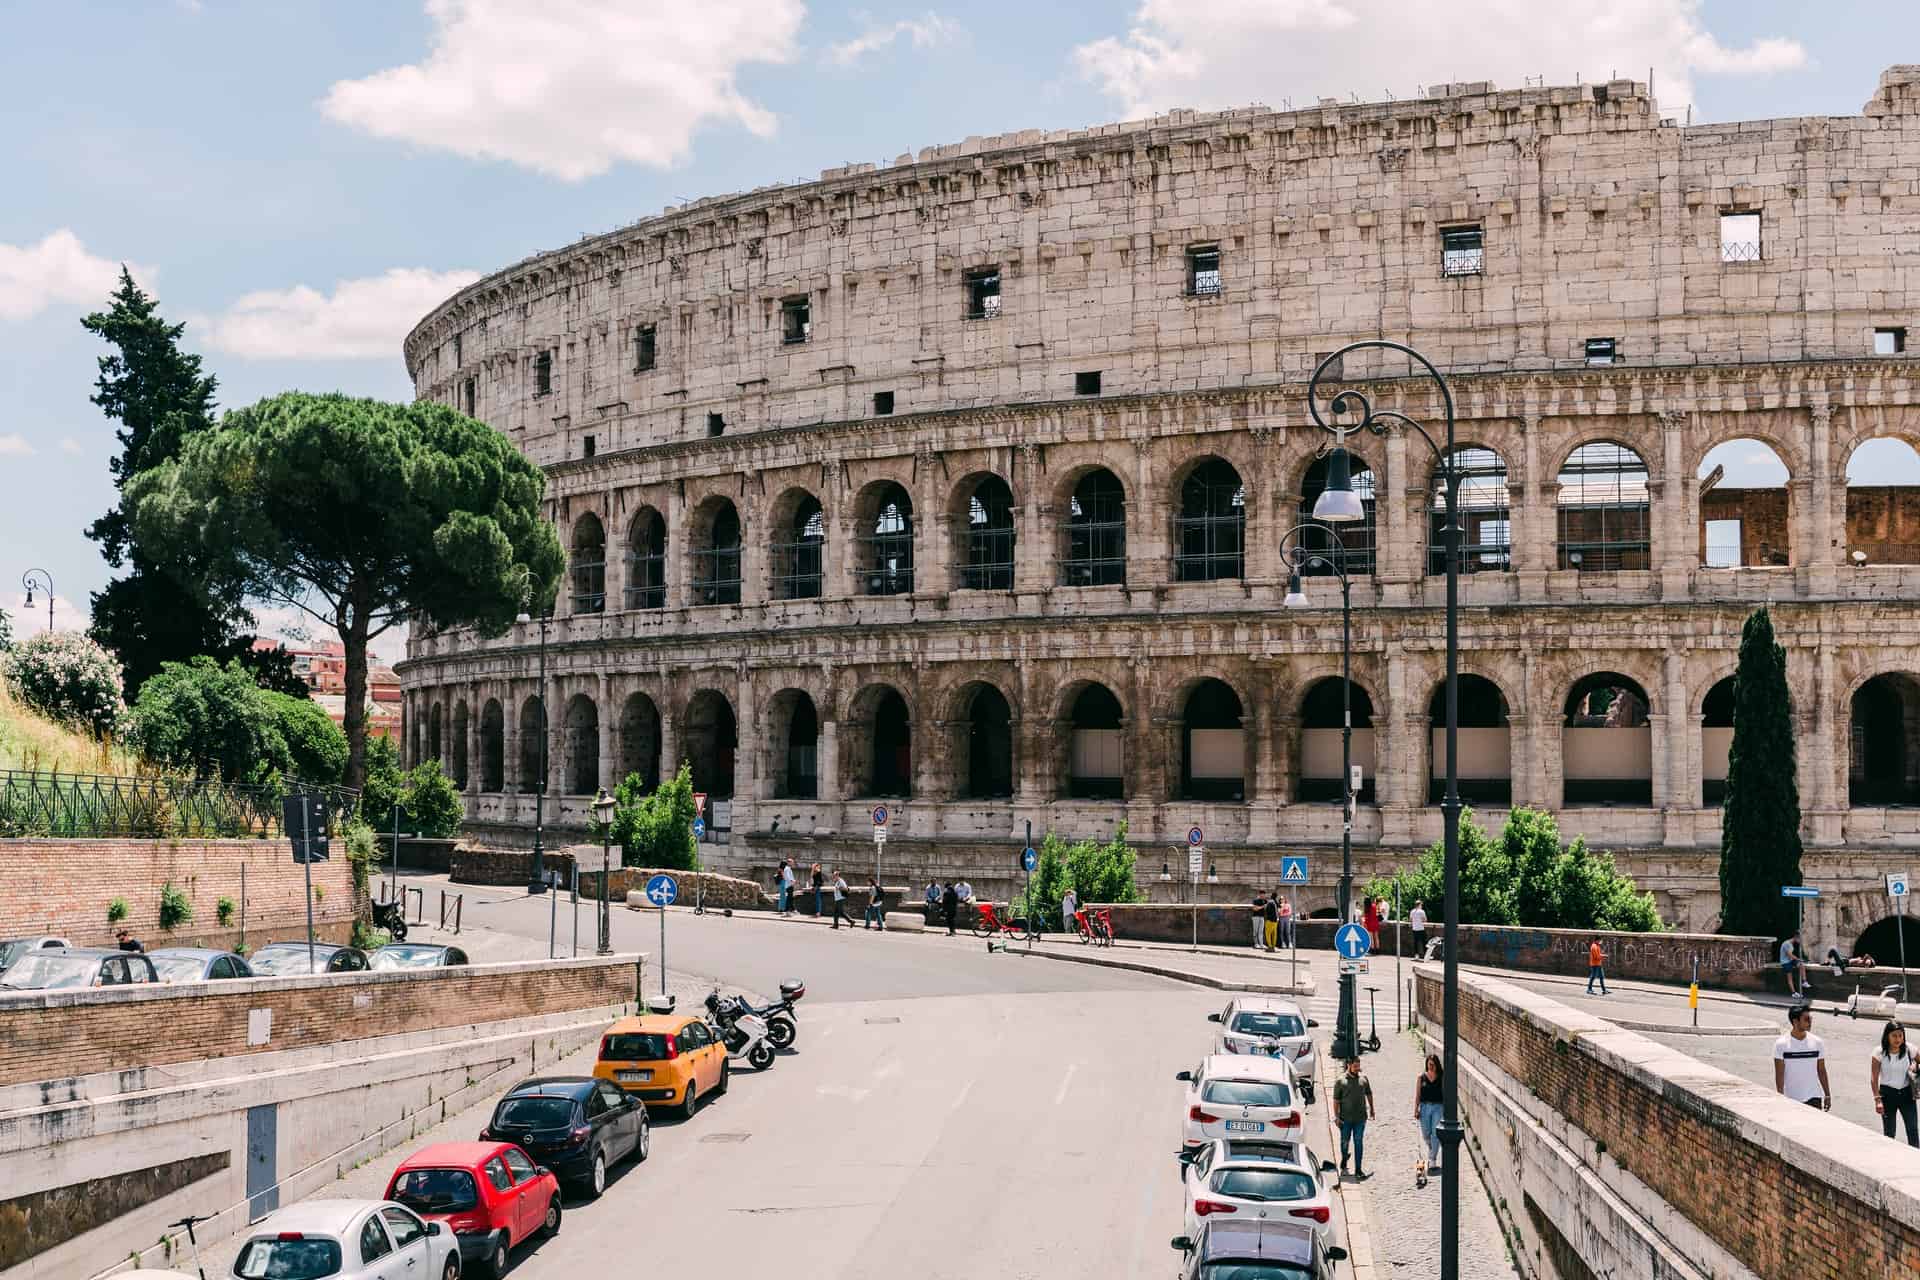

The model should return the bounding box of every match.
[1584,338,1618,366]
[706,412,725,437]
[1704,519,1742,568]
[965,268,1002,320]
[533,350,553,396]
[1187,244,1222,296]
[1719,211,1761,263]
[1876,327,1908,356]
[780,295,811,344]
[453,333,463,367]
[1440,225,1484,277]
[873,390,895,415]
[462,378,475,415]
[582,434,596,459]
[1075,370,1102,396]
[635,323,657,371]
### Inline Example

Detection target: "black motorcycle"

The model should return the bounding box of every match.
[706,981,804,1050]
[371,897,409,942]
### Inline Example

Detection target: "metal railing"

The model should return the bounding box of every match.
[0,770,358,840]
[1720,240,1762,263]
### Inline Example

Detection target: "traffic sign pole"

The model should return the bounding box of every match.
[645,874,680,997]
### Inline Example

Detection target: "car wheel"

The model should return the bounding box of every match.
[541,1194,562,1237]
[442,1252,461,1280]
[635,1110,651,1162]
[485,1232,509,1279]
[717,1059,731,1094]
[588,1148,607,1198]
[680,1080,698,1120]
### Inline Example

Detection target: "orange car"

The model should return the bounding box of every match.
[592,1013,729,1117]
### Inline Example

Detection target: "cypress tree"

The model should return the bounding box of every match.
[1718,607,1803,938]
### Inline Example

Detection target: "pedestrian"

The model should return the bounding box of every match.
[864,876,887,930]
[1413,1054,1445,1173]
[1773,1004,1831,1111]
[924,880,940,907]
[777,859,795,915]
[1249,889,1268,950]
[810,863,824,917]
[1586,937,1609,995]
[1409,899,1428,955]
[115,928,144,953]
[1278,894,1294,950]
[1263,891,1280,952]
[956,878,974,904]
[1333,1057,1375,1179]
[1874,1022,1919,1146]
[1063,885,1080,938]
[1780,932,1804,997]
[830,870,850,930]
[942,881,960,935]
[1362,896,1382,948]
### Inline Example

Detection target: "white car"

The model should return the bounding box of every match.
[1176,1053,1306,1151]
[1179,1137,1339,1247]
[227,1200,461,1280]
[1208,996,1320,1102]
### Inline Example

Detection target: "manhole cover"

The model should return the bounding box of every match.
[864,1016,901,1025]
[700,1132,752,1144]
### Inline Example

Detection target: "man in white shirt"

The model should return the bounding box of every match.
[956,879,974,903]
[1772,1005,1831,1110]
[1409,901,1428,953]
[778,860,795,915]
[830,871,850,930]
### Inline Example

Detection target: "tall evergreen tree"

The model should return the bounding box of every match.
[1718,607,1804,939]
[80,269,303,698]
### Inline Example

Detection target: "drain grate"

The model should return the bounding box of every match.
[864,1016,901,1025]
[700,1132,752,1144]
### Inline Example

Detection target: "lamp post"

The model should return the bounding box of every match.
[1304,341,1461,1279]
[1279,522,1356,1060]
[21,569,53,632]
[592,788,616,955]
[516,582,554,896]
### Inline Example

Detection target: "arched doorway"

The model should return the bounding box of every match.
[685,690,737,800]
[959,476,1016,591]
[1855,914,1920,966]
[1174,460,1246,581]
[564,694,598,795]
[850,686,912,797]
[1430,447,1511,575]
[1845,438,1920,566]
[618,693,661,791]
[1428,675,1509,803]
[771,491,825,600]
[1562,673,1651,805]
[1701,676,1735,806]
[1851,673,1920,805]
[1557,442,1651,571]
[480,700,504,792]
[1299,678,1375,803]
[517,697,544,792]
[768,689,819,799]
[690,499,743,605]
[1066,683,1125,799]
[624,509,666,609]
[1182,678,1245,802]
[570,514,606,613]
[450,702,470,790]
[959,683,1014,798]
[1300,454,1376,575]
[857,483,914,596]
[427,703,443,767]
[1061,470,1127,586]
[1698,439,1791,568]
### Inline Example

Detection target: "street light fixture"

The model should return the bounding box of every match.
[1305,341,1462,1280]
[21,568,53,632]
[592,787,617,956]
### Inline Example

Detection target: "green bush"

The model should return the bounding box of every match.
[4,632,125,737]
[609,763,700,871]
[107,896,129,924]
[400,761,463,839]
[157,881,192,931]
[1018,822,1142,928]
[263,691,348,786]
[128,657,291,782]
[358,735,406,829]
[344,820,375,897]
[216,895,235,926]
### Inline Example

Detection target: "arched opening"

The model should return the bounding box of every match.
[1060,469,1127,586]
[1427,676,1509,803]
[959,683,1014,799]
[1701,676,1736,806]
[1182,679,1245,802]
[857,483,914,596]
[1174,459,1247,581]
[1562,673,1652,805]
[1854,915,1920,965]
[517,697,544,792]
[623,508,667,609]
[1299,454,1376,576]
[1067,683,1125,799]
[570,514,607,613]
[1557,442,1650,571]
[845,686,913,797]
[1299,678,1375,803]
[480,700,504,792]
[1429,447,1510,575]
[689,498,743,606]
[564,694,598,795]
[1698,439,1791,568]
[771,491,826,600]
[1851,673,1920,805]
[428,703,443,766]
[958,475,1016,591]
[768,689,819,799]
[685,690,737,800]
[1844,438,1920,566]
[451,701,470,790]
[618,692,661,791]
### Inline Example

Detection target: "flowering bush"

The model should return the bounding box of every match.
[3,632,125,737]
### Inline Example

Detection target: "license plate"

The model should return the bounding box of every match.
[618,1070,651,1082]
[1226,1120,1265,1133]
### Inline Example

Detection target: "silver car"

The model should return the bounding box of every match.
[228,1199,460,1280]
[0,935,72,977]
[148,947,256,982]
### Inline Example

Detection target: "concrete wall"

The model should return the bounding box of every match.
[1416,966,1920,1280]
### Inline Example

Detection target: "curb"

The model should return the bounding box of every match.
[1608,1017,1776,1037]
[1317,1054,1381,1280]
[1008,944,1316,996]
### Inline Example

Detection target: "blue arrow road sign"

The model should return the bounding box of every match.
[692,818,706,837]
[1334,922,1372,959]
[1781,885,1820,899]
[1022,847,1038,873]
[1280,856,1309,884]
[646,874,680,907]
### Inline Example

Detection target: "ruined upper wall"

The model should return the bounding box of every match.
[405,70,1920,468]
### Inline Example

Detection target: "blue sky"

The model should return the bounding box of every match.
[1,0,1912,651]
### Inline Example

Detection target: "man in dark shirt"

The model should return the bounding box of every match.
[942,882,960,935]
[1333,1058,1375,1178]
[115,928,144,953]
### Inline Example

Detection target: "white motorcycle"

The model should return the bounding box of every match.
[706,989,778,1071]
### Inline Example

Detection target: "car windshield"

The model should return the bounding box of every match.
[248,948,326,975]
[1199,1264,1312,1279]
[1203,1079,1292,1107]
[390,1167,479,1213]
[150,954,211,983]
[370,946,443,970]
[496,1096,576,1127]
[602,1033,670,1060]
[1213,1169,1318,1201]
[0,954,97,989]
[1223,1142,1302,1165]
[0,940,32,971]
[1230,1011,1305,1038]
[232,1236,343,1279]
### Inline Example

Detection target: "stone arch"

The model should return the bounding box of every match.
[1061,680,1126,800]
[1561,671,1652,806]
[769,487,826,600]
[952,472,1016,591]
[1853,914,1920,966]
[952,679,1015,799]
[618,691,662,791]
[1555,440,1651,572]
[480,699,504,792]
[1850,671,1920,805]
[569,513,607,613]
[684,688,738,800]
[1173,456,1247,582]
[1298,676,1376,803]
[563,693,598,795]
[1427,444,1512,576]
[1701,675,1737,807]
[451,700,470,790]
[845,682,913,798]
[767,687,820,799]
[1178,676,1246,802]
[1297,451,1377,576]
[428,702,443,766]
[853,480,915,596]
[688,496,743,605]
[1844,437,1920,566]
[1698,438,1793,568]
[623,507,667,609]
[1058,467,1128,587]
[517,696,544,792]
[1426,673,1511,803]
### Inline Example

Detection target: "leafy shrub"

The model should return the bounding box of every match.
[216,895,236,926]
[107,896,129,924]
[344,820,375,897]
[401,761,463,839]
[157,881,192,931]
[1019,822,1142,928]
[129,657,290,782]
[3,632,125,737]
[357,735,406,829]
[263,691,347,786]
[609,763,700,871]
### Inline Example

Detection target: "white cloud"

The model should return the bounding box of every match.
[826,12,961,66]
[58,437,83,455]
[0,434,34,457]
[198,267,481,360]
[3,591,88,640]
[321,0,805,181]
[0,230,151,323]
[1073,0,1805,121]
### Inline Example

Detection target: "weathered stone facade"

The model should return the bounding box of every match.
[397,68,1920,953]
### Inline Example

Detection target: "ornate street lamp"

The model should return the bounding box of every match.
[1305,340,1463,1279]
[21,568,53,632]
[592,787,617,955]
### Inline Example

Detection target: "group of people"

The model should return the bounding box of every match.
[773,858,894,930]
[1328,1052,1450,1182]
[1247,890,1297,950]
[924,878,974,934]
[1771,1004,1920,1147]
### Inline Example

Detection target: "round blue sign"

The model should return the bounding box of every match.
[645,873,680,907]
[1022,847,1038,873]
[1334,922,1372,959]
[873,804,889,826]
[691,818,706,837]
[1187,826,1204,846]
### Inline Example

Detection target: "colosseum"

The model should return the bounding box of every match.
[397,66,1920,957]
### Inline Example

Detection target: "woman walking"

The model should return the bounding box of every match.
[1873,1022,1919,1146]
[1414,1054,1445,1173]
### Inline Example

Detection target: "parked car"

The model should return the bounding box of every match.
[592,1010,729,1118]
[0,946,159,990]
[1179,1137,1338,1247]
[1171,1218,1348,1279]
[0,935,72,977]
[386,1140,562,1277]
[148,947,255,983]
[370,943,470,970]
[247,942,371,975]
[227,1199,459,1280]
[1176,1054,1305,1151]
[478,1076,649,1198]
[1209,995,1321,1101]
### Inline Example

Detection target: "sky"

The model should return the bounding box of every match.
[1,1,1913,655]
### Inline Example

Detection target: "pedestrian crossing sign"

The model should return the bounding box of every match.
[1280,856,1309,884]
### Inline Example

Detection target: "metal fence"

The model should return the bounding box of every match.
[0,770,359,840]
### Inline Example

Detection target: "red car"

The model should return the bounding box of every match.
[385,1141,562,1277]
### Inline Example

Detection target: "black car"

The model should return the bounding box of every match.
[479,1076,649,1199]
[247,942,371,976]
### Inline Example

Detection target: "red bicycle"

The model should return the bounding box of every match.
[970,900,1038,941]
[1074,906,1114,947]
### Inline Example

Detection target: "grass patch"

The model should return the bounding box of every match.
[0,682,140,775]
